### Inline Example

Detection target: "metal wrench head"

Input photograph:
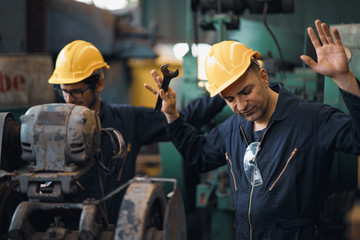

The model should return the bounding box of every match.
[161,64,179,78]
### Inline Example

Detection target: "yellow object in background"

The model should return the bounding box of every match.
[128,58,183,108]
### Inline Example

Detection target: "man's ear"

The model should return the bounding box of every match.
[259,68,269,87]
[96,77,105,93]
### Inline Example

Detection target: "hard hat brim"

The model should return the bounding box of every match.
[48,63,110,84]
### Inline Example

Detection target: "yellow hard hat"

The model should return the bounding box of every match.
[205,41,261,97]
[48,40,110,84]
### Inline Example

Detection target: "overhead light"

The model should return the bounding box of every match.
[74,0,134,11]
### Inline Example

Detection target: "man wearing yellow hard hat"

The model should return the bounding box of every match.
[146,19,360,239]
[48,40,226,224]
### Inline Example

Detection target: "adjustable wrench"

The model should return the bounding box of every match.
[154,64,179,114]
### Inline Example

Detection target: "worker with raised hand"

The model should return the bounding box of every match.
[145,19,360,239]
[48,40,226,224]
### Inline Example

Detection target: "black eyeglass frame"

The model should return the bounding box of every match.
[56,80,97,99]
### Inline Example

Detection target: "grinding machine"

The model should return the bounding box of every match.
[0,103,186,240]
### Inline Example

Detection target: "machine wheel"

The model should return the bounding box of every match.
[115,182,167,240]
[163,189,187,240]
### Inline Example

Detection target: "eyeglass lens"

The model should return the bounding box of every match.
[243,142,263,186]
[57,88,82,99]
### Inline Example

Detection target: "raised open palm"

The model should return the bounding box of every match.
[300,19,350,80]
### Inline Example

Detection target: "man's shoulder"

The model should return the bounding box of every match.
[101,101,136,113]
[219,114,246,131]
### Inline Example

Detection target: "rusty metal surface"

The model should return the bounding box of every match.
[20,104,100,172]
[163,189,187,240]
[113,178,186,240]
[8,201,112,240]
[6,175,186,239]
[10,163,93,195]
[3,103,101,200]
[115,181,167,240]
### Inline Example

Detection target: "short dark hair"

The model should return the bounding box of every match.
[82,74,101,86]
[248,61,261,72]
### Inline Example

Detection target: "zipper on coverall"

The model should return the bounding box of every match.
[225,152,238,191]
[269,148,298,191]
[240,122,273,240]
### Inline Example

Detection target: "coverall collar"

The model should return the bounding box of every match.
[268,83,299,122]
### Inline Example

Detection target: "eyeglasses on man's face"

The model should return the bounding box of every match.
[243,141,263,186]
[56,81,96,99]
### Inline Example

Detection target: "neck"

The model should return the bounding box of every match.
[93,101,101,113]
[253,89,278,131]
[89,95,101,114]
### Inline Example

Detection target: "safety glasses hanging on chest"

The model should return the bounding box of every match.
[244,142,263,186]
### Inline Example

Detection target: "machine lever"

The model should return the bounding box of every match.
[154,64,179,114]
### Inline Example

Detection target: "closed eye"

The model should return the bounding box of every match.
[220,85,253,102]
[223,96,234,102]
[242,88,251,95]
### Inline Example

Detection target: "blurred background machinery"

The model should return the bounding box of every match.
[1,0,360,239]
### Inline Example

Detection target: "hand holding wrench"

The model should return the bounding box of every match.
[154,64,179,114]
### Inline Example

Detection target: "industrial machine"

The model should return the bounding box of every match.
[0,103,186,240]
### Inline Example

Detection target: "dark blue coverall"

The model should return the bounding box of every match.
[165,83,360,239]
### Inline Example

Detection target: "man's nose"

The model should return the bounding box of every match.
[64,94,76,104]
[235,97,247,111]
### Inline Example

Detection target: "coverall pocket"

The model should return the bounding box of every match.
[225,152,238,192]
[269,148,298,192]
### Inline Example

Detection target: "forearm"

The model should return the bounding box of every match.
[165,111,180,123]
[179,94,226,129]
[166,117,226,172]
[333,71,360,97]
[340,79,360,125]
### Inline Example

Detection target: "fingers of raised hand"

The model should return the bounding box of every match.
[151,70,163,88]
[308,26,321,49]
[309,19,340,50]
[300,54,317,71]
[332,27,343,46]
[144,83,158,95]
[314,19,329,45]
[321,22,335,45]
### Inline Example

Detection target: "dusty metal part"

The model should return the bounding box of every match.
[7,175,186,240]
[11,162,93,196]
[6,103,100,200]
[20,103,100,172]
[115,181,167,240]
[101,128,127,159]
[8,201,111,240]
[113,177,186,240]
[28,182,63,202]
[163,189,187,240]
[0,169,16,178]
